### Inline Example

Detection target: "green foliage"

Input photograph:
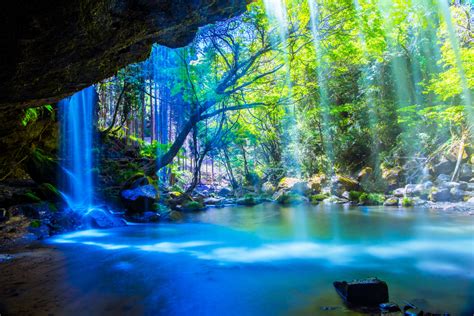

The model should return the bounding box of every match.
[95,0,473,190]
[182,200,205,211]
[237,195,258,206]
[21,104,53,126]
[359,193,385,205]
[24,192,42,203]
[348,191,363,202]
[311,194,328,204]
[401,197,414,207]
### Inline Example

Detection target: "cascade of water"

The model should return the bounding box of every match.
[307,0,336,176]
[59,86,97,210]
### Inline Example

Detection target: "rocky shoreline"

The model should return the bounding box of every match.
[1,177,473,252]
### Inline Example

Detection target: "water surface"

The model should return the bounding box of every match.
[48,204,474,315]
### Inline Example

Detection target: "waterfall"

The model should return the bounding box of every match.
[59,86,97,211]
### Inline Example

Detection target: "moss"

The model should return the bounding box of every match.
[48,202,58,212]
[348,191,363,202]
[169,184,184,193]
[401,197,414,207]
[311,194,328,204]
[277,193,306,205]
[30,220,41,228]
[24,192,42,203]
[182,200,204,211]
[359,193,384,205]
[236,195,258,206]
[38,183,61,201]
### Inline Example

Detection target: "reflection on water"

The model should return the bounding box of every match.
[48,203,474,315]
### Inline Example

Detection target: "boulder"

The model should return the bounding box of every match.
[180,200,205,212]
[25,149,59,185]
[204,197,224,206]
[277,177,309,194]
[422,181,434,190]
[357,167,373,182]
[121,184,158,214]
[383,197,399,206]
[381,166,403,190]
[429,187,451,202]
[84,208,126,227]
[217,187,232,197]
[436,174,450,184]
[449,188,466,202]
[275,192,308,205]
[333,278,389,307]
[37,183,62,202]
[236,196,260,206]
[466,183,474,191]
[459,164,473,181]
[122,174,152,190]
[261,181,276,195]
[393,188,405,197]
[331,175,360,197]
[308,174,326,193]
[126,211,160,223]
[166,210,184,222]
[434,159,455,175]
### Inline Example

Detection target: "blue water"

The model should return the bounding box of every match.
[48,204,474,315]
[59,86,97,209]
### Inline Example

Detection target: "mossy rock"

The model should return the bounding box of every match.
[401,197,414,207]
[167,210,184,222]
[169,191,183,199]
[22,192,42,203]
[236,195,259,206]
[181,200,205,212]
[310,194,328,204]
[37,183,61,201]
[383,197,399,206]
[276,193,307,205]
[25,148,58,185]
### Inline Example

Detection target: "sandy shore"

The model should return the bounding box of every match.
[0,245,75,316]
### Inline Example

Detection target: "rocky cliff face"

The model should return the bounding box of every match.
[0,0,248,108]
[0,0,248,179]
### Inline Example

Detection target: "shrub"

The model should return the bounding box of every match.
[359,193,384,205]
[349,191,363,202]
[401,197,414,207]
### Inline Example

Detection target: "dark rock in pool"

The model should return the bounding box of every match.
[333,277,389,307]
[218,187,232,197]
[121,184,158,214]
[83,208,126,228]
[126,211,160,223]
[429,187,451,202]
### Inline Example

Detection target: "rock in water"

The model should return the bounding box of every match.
[121,184,158,214]
[333,277,389,307]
